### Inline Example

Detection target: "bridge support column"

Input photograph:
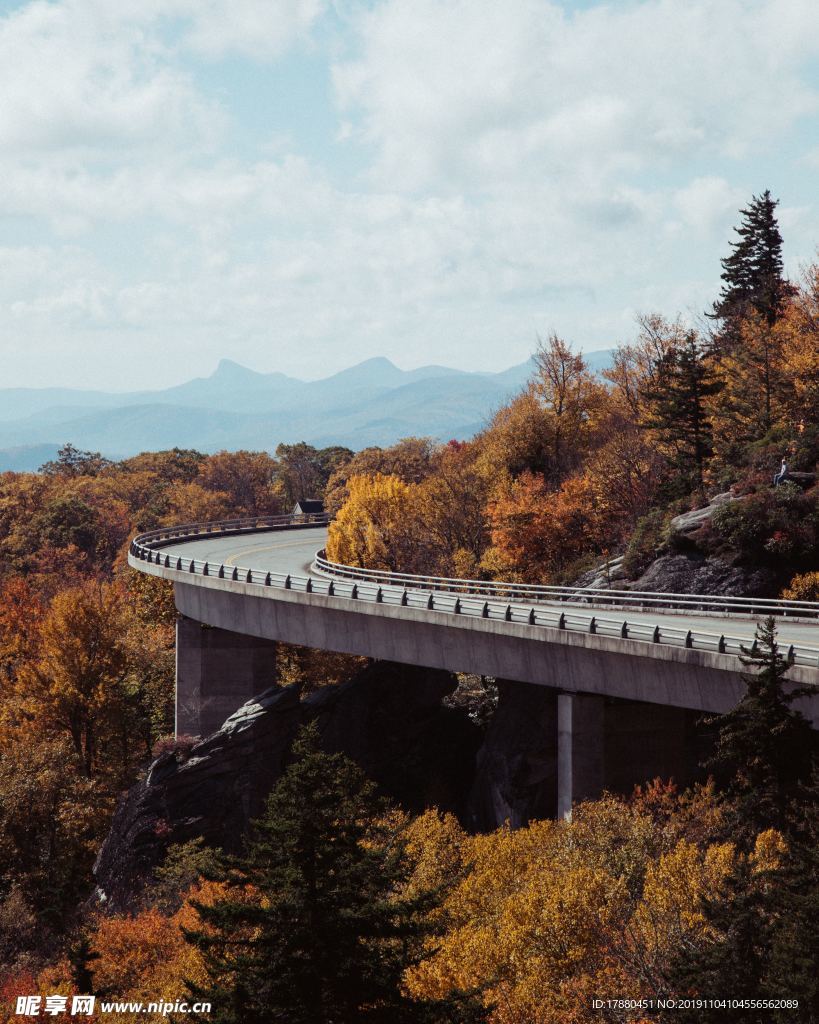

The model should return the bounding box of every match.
[176,616,278,738]
[557,691,605,819]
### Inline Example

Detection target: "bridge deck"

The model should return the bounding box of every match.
[157,526,819,654]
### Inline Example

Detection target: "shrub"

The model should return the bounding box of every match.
[152,734,198,761]
[711,484,819,567]
[622,510,669,578]
[782,572,819,602]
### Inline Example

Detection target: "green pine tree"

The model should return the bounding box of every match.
[183,723,485,1024]
[68,932,99,995]
[640,330,721,497]
[706,616,815,847]
[711,190,791,348]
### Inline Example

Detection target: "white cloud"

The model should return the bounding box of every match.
[180,0,326,59]
[0,0,817,390]
[333,0,819,191]
[672,177,745,236]
[0,2,220,158]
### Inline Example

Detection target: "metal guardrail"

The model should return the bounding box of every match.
[128,516,819,672]
[133,512,330,546]
[312,553,819,619]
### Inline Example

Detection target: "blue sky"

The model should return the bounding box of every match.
[0,0,817,389]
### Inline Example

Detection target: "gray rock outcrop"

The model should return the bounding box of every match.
[633,553,776,598]
[94,663,482,910]
[669,491,738,535]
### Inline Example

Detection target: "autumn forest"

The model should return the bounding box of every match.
[1,194,819,1022]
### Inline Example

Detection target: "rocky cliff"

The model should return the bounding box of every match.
[96,657,715,910]
[576,491,777,598]
[95,663,482,909]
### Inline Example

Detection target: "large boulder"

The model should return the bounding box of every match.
[633,553,777,598]
[669,491,738,535]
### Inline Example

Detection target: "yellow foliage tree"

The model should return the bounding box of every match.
[325,473,428,573]
[779,263,819,428]
[405,794,736,1024]
[782,571,819,602]
[14,582,132,776]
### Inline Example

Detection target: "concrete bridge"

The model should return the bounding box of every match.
[130,515,819,817]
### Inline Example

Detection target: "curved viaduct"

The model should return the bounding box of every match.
[130,516,819,817]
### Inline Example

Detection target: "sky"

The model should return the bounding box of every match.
[0,0,818,390]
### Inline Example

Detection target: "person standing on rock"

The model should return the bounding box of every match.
[773,458,788,487]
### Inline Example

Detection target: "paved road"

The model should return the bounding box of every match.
[165,528,326,577]
[158,527,819,652]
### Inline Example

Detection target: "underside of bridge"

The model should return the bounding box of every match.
[175,613,714,821]
[126,521,818,825]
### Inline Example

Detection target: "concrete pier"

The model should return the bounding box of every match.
[176,616,278,737]
[557,692,606,818]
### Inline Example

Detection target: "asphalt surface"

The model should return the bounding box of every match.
[159,527,819,651]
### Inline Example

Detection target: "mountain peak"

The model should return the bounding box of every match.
[321,357,405,388]
[211,358,262,381]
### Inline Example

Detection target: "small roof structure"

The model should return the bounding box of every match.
[293,499,324,515]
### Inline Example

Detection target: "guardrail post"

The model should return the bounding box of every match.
[426,593,434,610]
[176,557,182,571]
[558,612,566,629]
[203,562,209,576]
[718,635,726,653]
[505,604,512,621]
[375,586,382,602]
[218,565,225,578]
[232,567,238,581]
[620,621,628,638]
[786,644,795,663]
[481,601,489,618]
[401,591,408,606]
[684,630,693,648]
[328,580,334,596]
[264,572,271,586]
[246,569,252,583]
[454,598,461,613]
[306,578,313,593]
[284,575,291,589]
[528,608,536,625]
[652,625,660,643]
[588,617,596,634]
[188,561,195,573]
[352,584,358,599]
[164,555,170,568]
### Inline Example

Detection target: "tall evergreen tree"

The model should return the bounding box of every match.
[183,724,485,1024]
[706,617,815,847]
[711,190,791,347]
[640,330,721,496]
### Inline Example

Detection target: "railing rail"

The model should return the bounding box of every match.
[128,517,819,672]
[312,553,819,618]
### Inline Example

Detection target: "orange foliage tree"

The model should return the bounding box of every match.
[485,472,604,582]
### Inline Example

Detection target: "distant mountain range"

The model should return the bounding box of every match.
[0,350,614,472]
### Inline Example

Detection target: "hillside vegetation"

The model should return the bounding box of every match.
[1,193,818,1021]
[327,199,818,599]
